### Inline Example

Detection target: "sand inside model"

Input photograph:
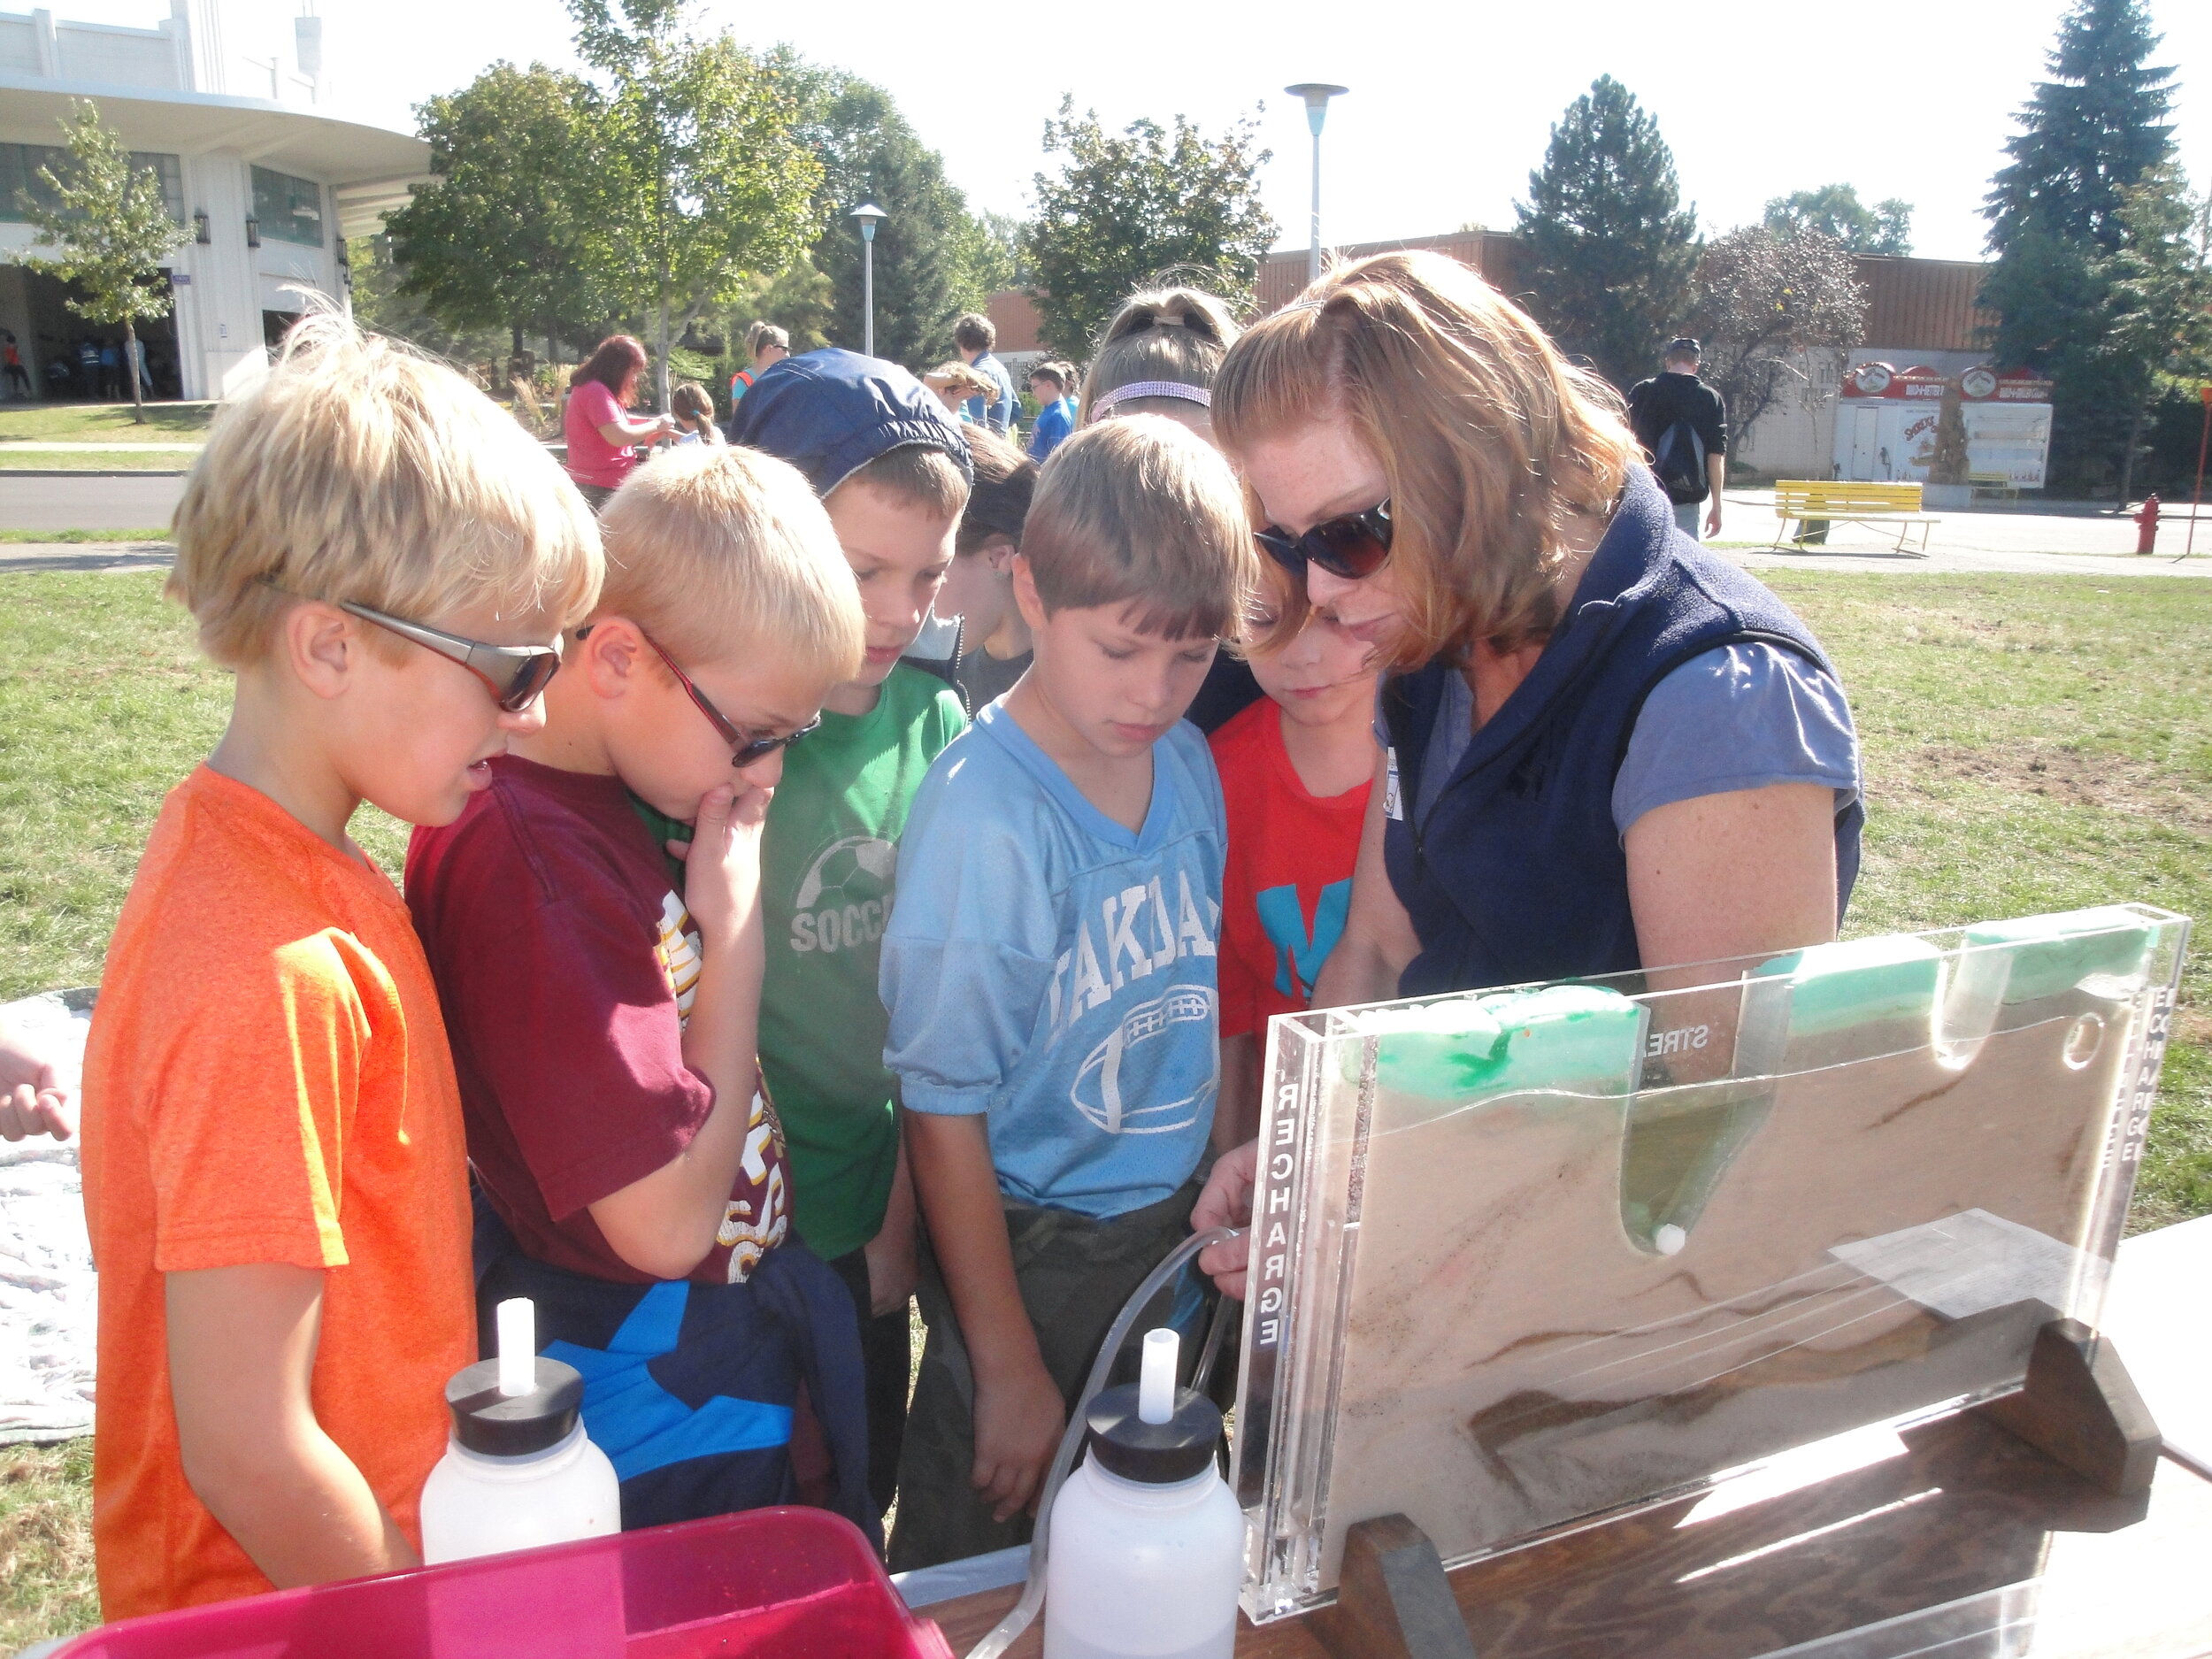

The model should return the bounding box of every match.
[1249,912,2168,1600]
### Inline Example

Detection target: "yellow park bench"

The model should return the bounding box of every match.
[1971,471,2020,503]
[1771,480,1940,556]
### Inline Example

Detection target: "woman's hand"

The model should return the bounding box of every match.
[1192,1140,1259,1298]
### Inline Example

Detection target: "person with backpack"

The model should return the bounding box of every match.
[1626,337,1728,541]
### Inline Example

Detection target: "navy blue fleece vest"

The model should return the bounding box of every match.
[1381,468,1863,997]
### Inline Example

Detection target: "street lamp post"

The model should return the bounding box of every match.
[1284,84,1348,288]
[850,204,887,358]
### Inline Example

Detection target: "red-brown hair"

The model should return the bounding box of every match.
[572,335,648,401]
[1214,251,1638,662]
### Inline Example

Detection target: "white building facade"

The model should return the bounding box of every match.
[0,0,426,401]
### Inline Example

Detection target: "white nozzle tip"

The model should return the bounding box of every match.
[495,1298,535,1397]
[1655,1223,1687,1256]
[1138,1328,1179,1425]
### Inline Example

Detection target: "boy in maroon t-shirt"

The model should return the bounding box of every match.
[405,445,875,1535]
[1209,608,1380,1147]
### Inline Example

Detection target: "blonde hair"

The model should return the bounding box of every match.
[1021,415,1256,641]
[169,313,602,666]
[1214,250,1639,661]
[595,445,864,684]
[1078,286,1240,425]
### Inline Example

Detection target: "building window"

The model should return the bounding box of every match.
[0,144,186,224]
[250,165,324,247]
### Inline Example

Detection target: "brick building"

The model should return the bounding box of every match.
[983,233,1995,479]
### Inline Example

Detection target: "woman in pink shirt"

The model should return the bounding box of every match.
[563,335,674,511]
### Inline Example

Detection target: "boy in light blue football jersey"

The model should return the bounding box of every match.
[880,415,1258,1570]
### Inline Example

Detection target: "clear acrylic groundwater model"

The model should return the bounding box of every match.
[1228,904,2190,1625]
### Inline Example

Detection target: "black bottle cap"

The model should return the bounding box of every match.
[1085,1382,1223,1485]
[444,1356,586,1458]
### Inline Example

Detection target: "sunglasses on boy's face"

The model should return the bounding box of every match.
[334,599,563,712]
[1254,500,1394,582]
[632,630,819,770]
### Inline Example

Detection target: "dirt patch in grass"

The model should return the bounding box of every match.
[1895,741,2212,835]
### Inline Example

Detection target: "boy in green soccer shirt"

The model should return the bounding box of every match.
[733,349,972,1511]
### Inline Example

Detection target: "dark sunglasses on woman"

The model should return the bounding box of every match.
[622,628,820,769]
[1254,499,1394,581]
[325,597,564,712]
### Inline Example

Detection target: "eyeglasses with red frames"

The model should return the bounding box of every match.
[1254,499,1394,581]
[634,630,820,769]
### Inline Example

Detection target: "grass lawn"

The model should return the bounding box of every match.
[0,565,2205,1647]
[0,404,213,443]
[0,1440,96,1652]
[0,529,172,545]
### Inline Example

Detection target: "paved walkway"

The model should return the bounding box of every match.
[0,543,173,574]
[0,442,203,452]
[0,472,186,530]
[1716,489,2212,577]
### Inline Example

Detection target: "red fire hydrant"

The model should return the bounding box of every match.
[2137,494,2161,555]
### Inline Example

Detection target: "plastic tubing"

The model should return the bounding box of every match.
[963,1225,1247,1659]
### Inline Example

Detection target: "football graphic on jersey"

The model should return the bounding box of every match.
[1071,985,1217,1134]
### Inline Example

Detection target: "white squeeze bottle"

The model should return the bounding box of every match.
[1044,1328,1243,1659]
[419,1297,621,1563]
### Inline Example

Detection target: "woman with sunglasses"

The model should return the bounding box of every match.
[1193,254,1863,1287]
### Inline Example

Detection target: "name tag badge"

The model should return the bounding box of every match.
[1384,748,1403,821]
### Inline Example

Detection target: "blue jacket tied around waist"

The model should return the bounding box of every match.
[1379,467,1863,998]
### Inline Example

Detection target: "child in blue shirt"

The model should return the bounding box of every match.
[881,415,1258,1570]
[1025,362,1078,462]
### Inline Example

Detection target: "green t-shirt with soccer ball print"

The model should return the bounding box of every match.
[757,662,965,1262]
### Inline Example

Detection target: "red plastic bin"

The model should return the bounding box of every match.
[50,1507,953,1659]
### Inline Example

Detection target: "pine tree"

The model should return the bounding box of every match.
[1514,76,1698,392]
[1985,0,2174,255]
[783,63,999,369]
[1981,0,2181,492]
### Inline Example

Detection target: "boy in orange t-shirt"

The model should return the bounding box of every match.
[77,317,602,1619]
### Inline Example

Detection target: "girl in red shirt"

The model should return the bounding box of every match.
[1207,604,1379,1146]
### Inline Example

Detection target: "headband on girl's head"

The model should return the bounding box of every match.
[1088,380,1214,419]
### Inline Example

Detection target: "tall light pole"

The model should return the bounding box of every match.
[850,204,887,357]
[1285,84,1348,287]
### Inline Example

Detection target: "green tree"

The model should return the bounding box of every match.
[726,253,836,354]
[345,232,510,365]
[572,0,823,407]
[1684,226,1866,441]
[1981,0,2181,490]
[964,211,1032,298]
[2099,166,2212,500]
[785,65,988,366]
[19,100,188,422]
[1763,184,1912,256]
[1985,0,2174,255]
[1514,76,1699,392]
[1025,99,1274,359]
[382,62,605,364]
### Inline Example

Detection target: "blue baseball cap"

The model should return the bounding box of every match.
[730,348,972,497]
